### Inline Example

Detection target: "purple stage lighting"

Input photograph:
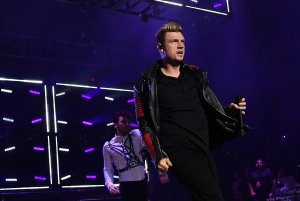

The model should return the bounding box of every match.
[82,121,93,126]
[86,175,97,179]
[29,90,41,95]
[31,118,42,124]
[34,146,45,151]
[127,98,135,103]
[35,176,46,181]
[85,148,95,153]
[130,123,138,128]
[213,3,222,8]
[81,94,91,100]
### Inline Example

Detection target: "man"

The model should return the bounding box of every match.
[133,22,247,201]
[102,111,148,201]
[249,159,274,201]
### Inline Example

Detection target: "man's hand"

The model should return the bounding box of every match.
[159,172,170,184]
[108,185,120,195]
[158,158,172,173]
[230,97,247,115]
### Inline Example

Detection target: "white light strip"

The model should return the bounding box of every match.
[4,146,16,152]
[47,136,53,185]
[1,89,12,93]
[44,85,50,133]
[52,87,57,133]
[113,175,119,179]
[186,5,227,15]
[0,186,49,191]
[154,0,183,6]
[226,0,230,12]
[106,122,114,127]
[61,175,71,181]
[0,77,43,84]
[56,83,97,89]
[55,136,60,184]
[5,178,17,182]
[59,148,70,152]
[104,96,114,101]
[3,117,14,122]
[57,120,68,124]
[56,92,65,96]
[100,87,133,92]
[62,185,106,189]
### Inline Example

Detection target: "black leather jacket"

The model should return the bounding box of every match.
[134,60,247,164]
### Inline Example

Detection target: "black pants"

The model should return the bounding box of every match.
[166,146,224,201]
[119,178,148,201]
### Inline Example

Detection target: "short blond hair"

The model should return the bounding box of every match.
[155,22,183,45]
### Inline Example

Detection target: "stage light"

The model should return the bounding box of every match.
[106,122,114,127]
[82,94,91,100]
[86,175,97,179]
[213,2,222,8]
[31,118,42,124]
[4,146,16,152]
[1,88,12,93]
[55,136,60,184]
[34,176,46,181]
[154,0,183,6]
[82,121,93,126]
[57,120,68,124]
[104,96,114,101]
[59,148,70,152]
[130,123,138,128]
[0,77,43,84]
[113,175,119,179]
[84,148,95,153]
[52,87,58,133]
[127,98,134,103]
[56,83,97,89]
[44,85,50,133]
[33,146,45,152]
[29,90,41,95]
[185,5,227,15]
[189,0,198,3]
[61,175,71,181]
[62,184,105,188]
[47,136,53,185]
[5,178,17,182]
[0,186,49,191]
[3,117,14,123]
[56,92,65,96]
[100,87,133,92]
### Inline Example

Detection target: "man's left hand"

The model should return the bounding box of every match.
[230,97,246,115]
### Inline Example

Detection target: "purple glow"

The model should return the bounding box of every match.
[82,94,91,100]
[82,121,93,126]
[34,146,45,151]
[130,123,138,128]
[31,118,42,124]
[127,98,135,103]
[213,3,222,8]
[86,175,97,179]
[35,176,46,181]
[85,147,95,153]
[29,90,41,95]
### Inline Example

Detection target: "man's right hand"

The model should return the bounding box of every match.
[158,158,172,173]
[108,185,120,195]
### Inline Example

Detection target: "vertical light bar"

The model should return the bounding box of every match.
[44,85,50,133]
[226,0,230,12]
[55,136,60,184]
[47,136,53,185]
[52,86,57,133]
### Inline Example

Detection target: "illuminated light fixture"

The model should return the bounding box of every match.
[82,94,91,100]
[56,92,65,96]
[82,121,93,126]
[213,2,222,8]
[62,184,105,188]
[226,0,230,12]
[113,175,119,179]
[86,175,97,179]
[59,148,70,152]
[61,175,71,181]
[52,87,58,133]
[127,99,134,103]
[85,147,95,153]
[6,178,17,182]
[4,146,16,152]
[154,0,183,6]
[34,146,45,151]
[104,96,114,101]
[3,117,14,122]
[0,186,49,191]
[0,77,43,84]
[189,0,198,3]
[1,88,12,93]
[47,136,53,185]
[56,83,97,89]
[31,118,42,124]
[106,122,114,127]
[57,120,68,124]
[185,5,227,15]
[29,90,40,95]
[55,136,60,184]
[44,85,50,133]
[35,176,46,181]
[130,123,138,128]
[100,87,133,92]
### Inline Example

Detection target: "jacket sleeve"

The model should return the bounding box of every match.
[133,83,165,165]
[102,142,114,189]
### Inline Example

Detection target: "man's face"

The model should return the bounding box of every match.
[161,32,185,63]
[256,160,264,169]
[114,116,131,136]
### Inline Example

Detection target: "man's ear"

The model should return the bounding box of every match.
[157,43,163,50]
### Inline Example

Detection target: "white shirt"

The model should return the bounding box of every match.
[103,129,146,188]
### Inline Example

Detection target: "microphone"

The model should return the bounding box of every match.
[235,96,245,137]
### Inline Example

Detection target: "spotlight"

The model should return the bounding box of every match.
[82,94,92,100]
[56,92,66,96]
[59,148,70,152]
[3,117,14,123]
[82,121,93,126]
[86,175,97,179]
[104,96,114,101]
[84,148,95,153]
[5,178,17,182]
[127,98,134,103]
[29,90,41,95]
[57,120,68,124]
[34,176,46,181]
[31,118,42,124]
[130,123,138,128]
[106,122,114,127]
[4,146,16,152]
[1,88,12,93]
[61,175,71,181]
[33,146,45,152]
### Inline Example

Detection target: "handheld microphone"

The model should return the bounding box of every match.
[235,96,245,137]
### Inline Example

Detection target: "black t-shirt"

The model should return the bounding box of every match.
[157,65,209,149]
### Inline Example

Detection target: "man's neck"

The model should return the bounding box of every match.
[161,60,181,78]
